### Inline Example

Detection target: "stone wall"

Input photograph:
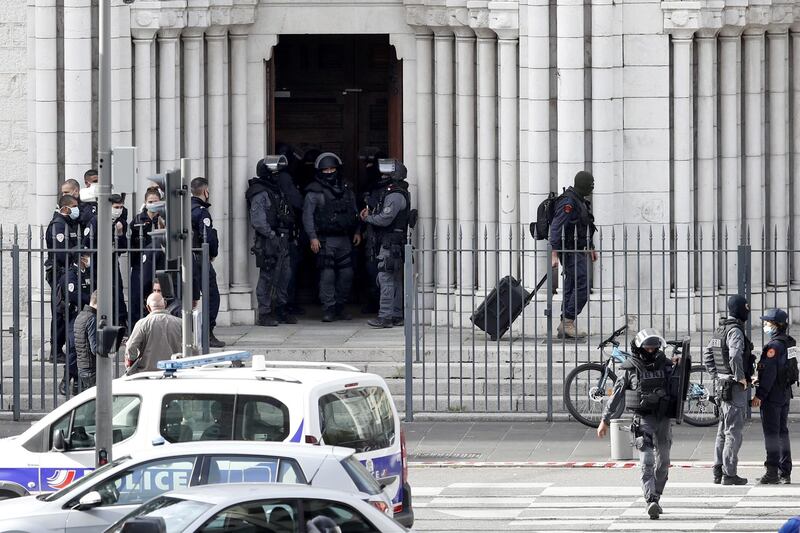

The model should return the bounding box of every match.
[0,0,28,227]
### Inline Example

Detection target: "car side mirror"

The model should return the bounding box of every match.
[74,491,102,511]
[120,517,167,533]
[52,429,68,452]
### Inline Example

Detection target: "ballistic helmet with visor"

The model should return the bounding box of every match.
[263,155,288,173]
[634,328,666,353]
[377,158,408,182]
[314,152,342,171]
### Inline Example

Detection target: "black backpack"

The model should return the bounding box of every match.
[530,191,560,240]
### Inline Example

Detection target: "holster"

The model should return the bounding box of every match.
[718,380,733,402]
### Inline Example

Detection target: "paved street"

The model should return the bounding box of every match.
[408,466,798,532]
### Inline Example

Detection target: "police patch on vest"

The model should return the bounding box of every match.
[709,338,721,348]
[56,233,64,243]
[84,227,90,236]
[68,283,75,292]
[203,218,211,227]
[564,204,573,213]
[767,348,777,359]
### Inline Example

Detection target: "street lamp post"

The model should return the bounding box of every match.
[95,0,113,466]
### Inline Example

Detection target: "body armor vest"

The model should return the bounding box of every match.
[259,183,294,234]
[309,182,358,237]
[623,354,670,416]
[560,187,597,249]
[375,185,411,247]
[709,318,754,378]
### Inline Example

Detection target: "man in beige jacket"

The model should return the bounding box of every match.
[125,293,183,374]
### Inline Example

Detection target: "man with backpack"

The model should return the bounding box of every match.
[752,308,796,484]
[547,171,597,338]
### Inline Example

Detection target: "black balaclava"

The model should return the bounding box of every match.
[573,171,594,197]
[315,153,342,189]
[728,295,750,322]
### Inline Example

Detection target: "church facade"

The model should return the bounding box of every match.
[7,0,800,325]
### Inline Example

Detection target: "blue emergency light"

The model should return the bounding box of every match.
[157,351,252,371]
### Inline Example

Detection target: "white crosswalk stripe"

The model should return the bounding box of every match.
[412,481,798,532]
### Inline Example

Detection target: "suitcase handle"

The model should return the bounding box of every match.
[524,274,549,305]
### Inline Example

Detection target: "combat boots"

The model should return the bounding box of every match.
[646,500,662,520]
[557,319,585,339]
[713,465,722,484]
[757,469,780,485]
[275,307,298,325]
[722,475,748,485]
[368,317,393,328]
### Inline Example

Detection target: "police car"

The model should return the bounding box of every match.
[0,441,392,533]
[0,351,414,527]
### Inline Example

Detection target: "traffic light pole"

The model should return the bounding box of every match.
[95,0,113,466]
[181,158,194,358]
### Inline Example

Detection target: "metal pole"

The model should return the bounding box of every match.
[181,158,194,358]
[404,243,414,422]
[545,241,554,422]
[201,241,210,354]
[11,241,20,422]
[95,0,113,466]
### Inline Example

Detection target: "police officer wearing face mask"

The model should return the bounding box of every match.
[129,187,165,325]
[358,147,388,314]
[303,152,361,322]
[56,253,93,396]
[549,171,598,339]
[752,308,796,484]
[361,159,411,328]
[45,194,82,364]
[82,194,129,328]
[598,329,678,520]
[704,295,755,485]
[79,169,99,228]
[247,156,297,326]
[191,178,225,348]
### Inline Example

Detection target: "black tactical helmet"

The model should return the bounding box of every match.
[314,152,342,171]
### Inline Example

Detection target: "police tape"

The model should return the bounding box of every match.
[408,460,800,468]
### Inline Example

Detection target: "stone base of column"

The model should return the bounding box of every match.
[228,288,253,310]
[230,309,256,325]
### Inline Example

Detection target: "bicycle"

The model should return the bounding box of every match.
[562,324,720,428]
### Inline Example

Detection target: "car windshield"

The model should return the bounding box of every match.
[318,387,395,453]
[41,456,130,502]
[105,496,212,533]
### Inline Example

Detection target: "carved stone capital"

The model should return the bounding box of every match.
[467,0,492,36]
[745,3,772,28]
[230,0,257,26]
[131,27,158,42]
[720,5,747,35]
[661,1,701,35]
[488,1,518,40]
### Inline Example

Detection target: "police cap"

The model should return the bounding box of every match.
[760,308,789,324]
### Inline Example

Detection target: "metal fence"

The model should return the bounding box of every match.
[402,224,799,420]
[0,224,213,419]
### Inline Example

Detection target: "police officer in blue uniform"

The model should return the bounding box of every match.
[752,308,795,484]
[703,295,754,485]
[57,253,93,396]
[129,187,165,325]
[362,159,411,328]
[598,329,678,520]
[303,153,361,322]
[191,178,225,348]
[45,194,81,364]
[247,156,297,326]
[548,171,597,338]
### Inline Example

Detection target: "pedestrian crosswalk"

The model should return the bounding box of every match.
[411,481,799,532]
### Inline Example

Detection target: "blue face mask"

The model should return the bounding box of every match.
[69,206,80,220]
[763,324,777,336]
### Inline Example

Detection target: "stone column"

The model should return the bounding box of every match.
[718,28,742,286]
[415,30,435,288]
[454,26,476,290]
[497,33,519,276]
[63,0,93,179]
[33,0,59,224]
[132,30,156,189]
[433,28,455,287]
[792,28,800,283]
[474,28,497,289]
[183,29,204,172]
[671,31,694,292]
[206,27,229,324]
[767,26,789,285]
[158,29,180,170]
[743,28,764,282]
[557,0,584,189]
[228,28,252,321]
[695,30,717,289]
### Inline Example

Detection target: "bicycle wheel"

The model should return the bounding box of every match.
[563,362,617,428]
[682,365,719,427]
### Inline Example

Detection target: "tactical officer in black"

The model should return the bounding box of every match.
[191,178,225,348]
[57,254,93,396]
[704,295,754,485]
[752,308,795,484]
[358,147,388,314]
[276,144,307,315]
[598,329,678,520]
[361,159,411,329]
[129,187,165,324]
[303,153,361,322]
[549,171,597,339]
[45,194,81,364]
[247,156,297,327]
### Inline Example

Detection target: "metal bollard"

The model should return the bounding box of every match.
[610,418,634,460]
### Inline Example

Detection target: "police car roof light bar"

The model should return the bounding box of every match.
[157,350,253,373]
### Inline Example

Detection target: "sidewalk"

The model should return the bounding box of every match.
[404,420,800,465]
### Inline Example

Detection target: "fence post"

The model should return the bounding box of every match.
[737,244,752,418]
[404,243,414,422]
[201,242,210,354]
[11,241,20,421]
[546,241,554,422]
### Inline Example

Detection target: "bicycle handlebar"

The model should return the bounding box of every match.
[598,324,629,349]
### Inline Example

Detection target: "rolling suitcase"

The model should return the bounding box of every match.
[470,275,547,340]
